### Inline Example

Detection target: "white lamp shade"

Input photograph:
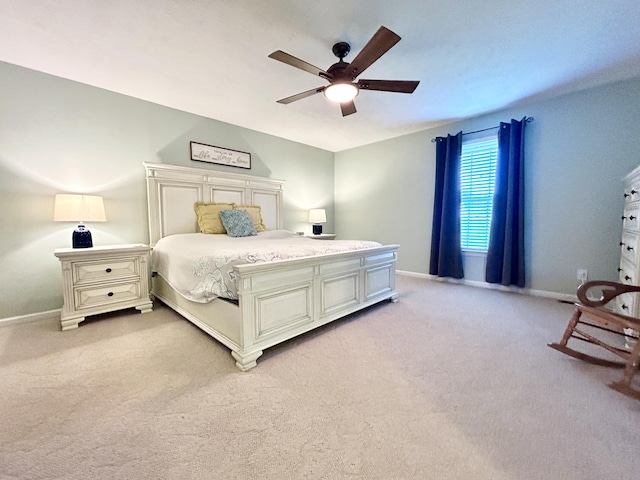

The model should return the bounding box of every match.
[323,83,359,103]
[54,194,107,222]
[308,209,327,224]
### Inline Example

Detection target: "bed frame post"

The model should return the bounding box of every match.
[231,350,264,371]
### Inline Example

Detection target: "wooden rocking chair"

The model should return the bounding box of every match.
[548,280,640,400]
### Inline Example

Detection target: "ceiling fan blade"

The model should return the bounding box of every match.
[268,50,333,80]
[358,79,420,93]
[276,86,326,104]
[340,100,357,117]
[344,26,401,79]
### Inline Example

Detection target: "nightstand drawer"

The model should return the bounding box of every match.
[74,281,142,310]
[73,256,140,285]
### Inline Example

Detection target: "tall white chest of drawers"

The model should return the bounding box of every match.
[54,244,153,330]
[617,165,640,347]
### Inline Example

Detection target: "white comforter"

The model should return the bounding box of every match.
[152,230,382,302]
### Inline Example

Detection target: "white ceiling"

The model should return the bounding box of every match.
[1,1,640,152]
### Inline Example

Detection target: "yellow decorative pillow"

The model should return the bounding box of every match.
[194,202,235,234]
[234,205,267,232]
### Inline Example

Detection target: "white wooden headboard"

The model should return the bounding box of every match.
[143,162,284,246]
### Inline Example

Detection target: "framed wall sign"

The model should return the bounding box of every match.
[190,141,251,169]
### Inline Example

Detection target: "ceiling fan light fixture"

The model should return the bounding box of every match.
[323,83,359,103]
[270,26,416,115]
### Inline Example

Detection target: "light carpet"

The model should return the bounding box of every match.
[1,275,639,479]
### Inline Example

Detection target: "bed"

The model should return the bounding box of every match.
[144,162,399,370]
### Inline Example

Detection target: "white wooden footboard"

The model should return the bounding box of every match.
[231,245,398,370]
[152,245,398,371]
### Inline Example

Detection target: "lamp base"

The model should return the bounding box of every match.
[72,224,93,248]
[312,224,323,235]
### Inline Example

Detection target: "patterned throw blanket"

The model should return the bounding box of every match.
[152,230,381,302]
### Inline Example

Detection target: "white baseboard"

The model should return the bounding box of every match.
[396,270,576,303]
[0,309,61,327]
[0,273,577,327]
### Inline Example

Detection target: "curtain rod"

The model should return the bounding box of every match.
[430,116,534,143]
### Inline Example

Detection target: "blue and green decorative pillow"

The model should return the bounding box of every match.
[219,209,257,237]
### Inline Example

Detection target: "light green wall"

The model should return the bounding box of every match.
[3,60,640,318]
[0,62,333,319]
[336,76,640,296]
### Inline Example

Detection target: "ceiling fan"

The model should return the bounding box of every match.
[268,26,420,117]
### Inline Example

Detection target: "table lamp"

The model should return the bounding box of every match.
[308,208,327,235]
[54,194,106,248]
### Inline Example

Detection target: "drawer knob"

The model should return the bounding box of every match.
[108,292,114,297]
[618,267,623,272]
[625,275,632,281]
[631,215,637,221]
[106,268,112,273]
[620,241,625,246]
[622,304,629,310]
[627,246,634,251]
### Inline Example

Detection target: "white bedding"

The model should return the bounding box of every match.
[152,230,382,303]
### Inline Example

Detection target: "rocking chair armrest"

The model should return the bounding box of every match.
[577,280,640,307]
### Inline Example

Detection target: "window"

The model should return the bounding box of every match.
[460,136,498,252]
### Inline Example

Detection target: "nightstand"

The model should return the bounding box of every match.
[54,244,153,331]
[305,233,336,240]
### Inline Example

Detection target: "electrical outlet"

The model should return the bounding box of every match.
[577,269,588,283]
